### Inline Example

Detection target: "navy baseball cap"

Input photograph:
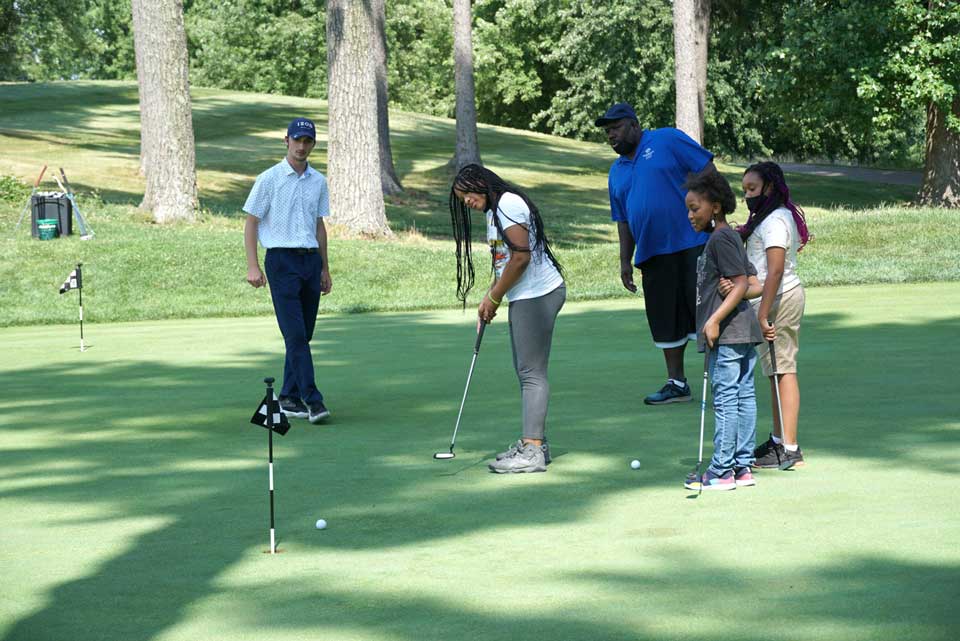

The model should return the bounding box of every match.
[594,102,638,127]
[287,117,316,140]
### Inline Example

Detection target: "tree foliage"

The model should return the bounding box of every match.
[187,0,327,98]
[3,0,955,169]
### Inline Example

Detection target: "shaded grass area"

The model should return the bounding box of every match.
[1,285,958,641]
[0,81,953,327]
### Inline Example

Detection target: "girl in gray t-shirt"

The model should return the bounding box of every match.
[682,169,763,492]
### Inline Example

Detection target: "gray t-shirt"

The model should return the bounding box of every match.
[696,226,763,351]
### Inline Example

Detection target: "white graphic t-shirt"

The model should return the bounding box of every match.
[745,206,801,295]
[486,192,564,302]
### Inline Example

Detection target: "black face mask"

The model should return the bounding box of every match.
[745,194,766,214]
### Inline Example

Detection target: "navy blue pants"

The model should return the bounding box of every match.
[264,249,324,404]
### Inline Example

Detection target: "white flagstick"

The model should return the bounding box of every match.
[265,378,278,554]
[269,459,276,554]
[77,264,85,351]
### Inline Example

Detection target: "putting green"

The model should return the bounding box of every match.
[2,284,958,641]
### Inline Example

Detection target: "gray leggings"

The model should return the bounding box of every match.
[508,285,566,440]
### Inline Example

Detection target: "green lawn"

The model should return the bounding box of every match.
[2,81,956,327]
[2,284,958,641]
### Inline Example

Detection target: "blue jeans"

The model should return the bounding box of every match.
[707,343,757,475]
[264,249,324,404]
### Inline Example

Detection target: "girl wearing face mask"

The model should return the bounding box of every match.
[737,161,811,470]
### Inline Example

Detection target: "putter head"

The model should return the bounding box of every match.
[433,451,456,460]
[685,468,703,496]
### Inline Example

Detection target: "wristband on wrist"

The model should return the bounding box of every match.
[487,292,502,306]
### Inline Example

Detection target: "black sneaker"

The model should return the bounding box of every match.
[644,380,692,405]
[279,396,309,419]
[780,446,804,469]
[307,400,331,424]
[753,437,803,470]
[753,439,786,469]
[753,434,778,462]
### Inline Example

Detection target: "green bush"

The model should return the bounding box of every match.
[0,175,28,204]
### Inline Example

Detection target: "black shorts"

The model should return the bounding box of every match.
[639,245,703,348]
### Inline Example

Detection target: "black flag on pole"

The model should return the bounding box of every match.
[59,267,81,294]
[250,391,291,435]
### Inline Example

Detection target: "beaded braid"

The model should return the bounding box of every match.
[740,162,811,250]
[448,164,564,304]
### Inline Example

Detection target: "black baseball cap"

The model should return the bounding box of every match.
[594,102,638,127]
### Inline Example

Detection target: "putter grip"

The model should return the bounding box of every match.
[35,165,47,187]
[474,321,487,352]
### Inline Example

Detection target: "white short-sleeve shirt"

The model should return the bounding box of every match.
[745,207,801,294]
[243,158,330,249]
[486,192,564,302]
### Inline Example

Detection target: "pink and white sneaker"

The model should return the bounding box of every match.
[734,467,756,487]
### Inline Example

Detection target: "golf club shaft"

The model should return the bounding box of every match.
[59,168,94,238]
[10,165,47,238]
[698,348,710,466]
[769,341,785,441]
[447,321,487,451]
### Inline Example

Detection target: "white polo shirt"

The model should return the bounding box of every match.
[243,158,330,249]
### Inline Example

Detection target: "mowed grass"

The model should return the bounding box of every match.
[1,81,956,326]
[1,284,959,641]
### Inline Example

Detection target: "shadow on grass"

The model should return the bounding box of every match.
[1,304,958,640]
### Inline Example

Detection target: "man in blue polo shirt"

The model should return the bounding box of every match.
[596,102,716,405]
[244,117,333,423]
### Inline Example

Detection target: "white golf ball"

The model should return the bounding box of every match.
[315,518,327,530]
[630,459,641,470]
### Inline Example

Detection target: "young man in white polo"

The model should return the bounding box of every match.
[243,117,332,423]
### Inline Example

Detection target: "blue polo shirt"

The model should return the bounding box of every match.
[243,158,330,249]
[608,127,713,265]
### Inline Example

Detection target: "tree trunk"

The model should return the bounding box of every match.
[131,0,198,223]
[372,0,403,196]
[132,7,149,178]
[326,0,391,236]
[918,96,960,208]
[695,0,710,138]
[673,0,710,144]
[451,0,481,170]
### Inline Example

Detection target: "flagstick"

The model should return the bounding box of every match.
[78,275,85,352]
[265,377,277,554]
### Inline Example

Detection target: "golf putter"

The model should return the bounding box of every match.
[768,339,795,471]
[434,321,487,460]
[10,165,47,239]
[59,168,95,239]
[688,348,710,495]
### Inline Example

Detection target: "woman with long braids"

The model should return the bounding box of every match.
[722,161,810,470]
[450,164,566,474]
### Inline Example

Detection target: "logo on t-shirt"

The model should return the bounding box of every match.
[641,147,654,160]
